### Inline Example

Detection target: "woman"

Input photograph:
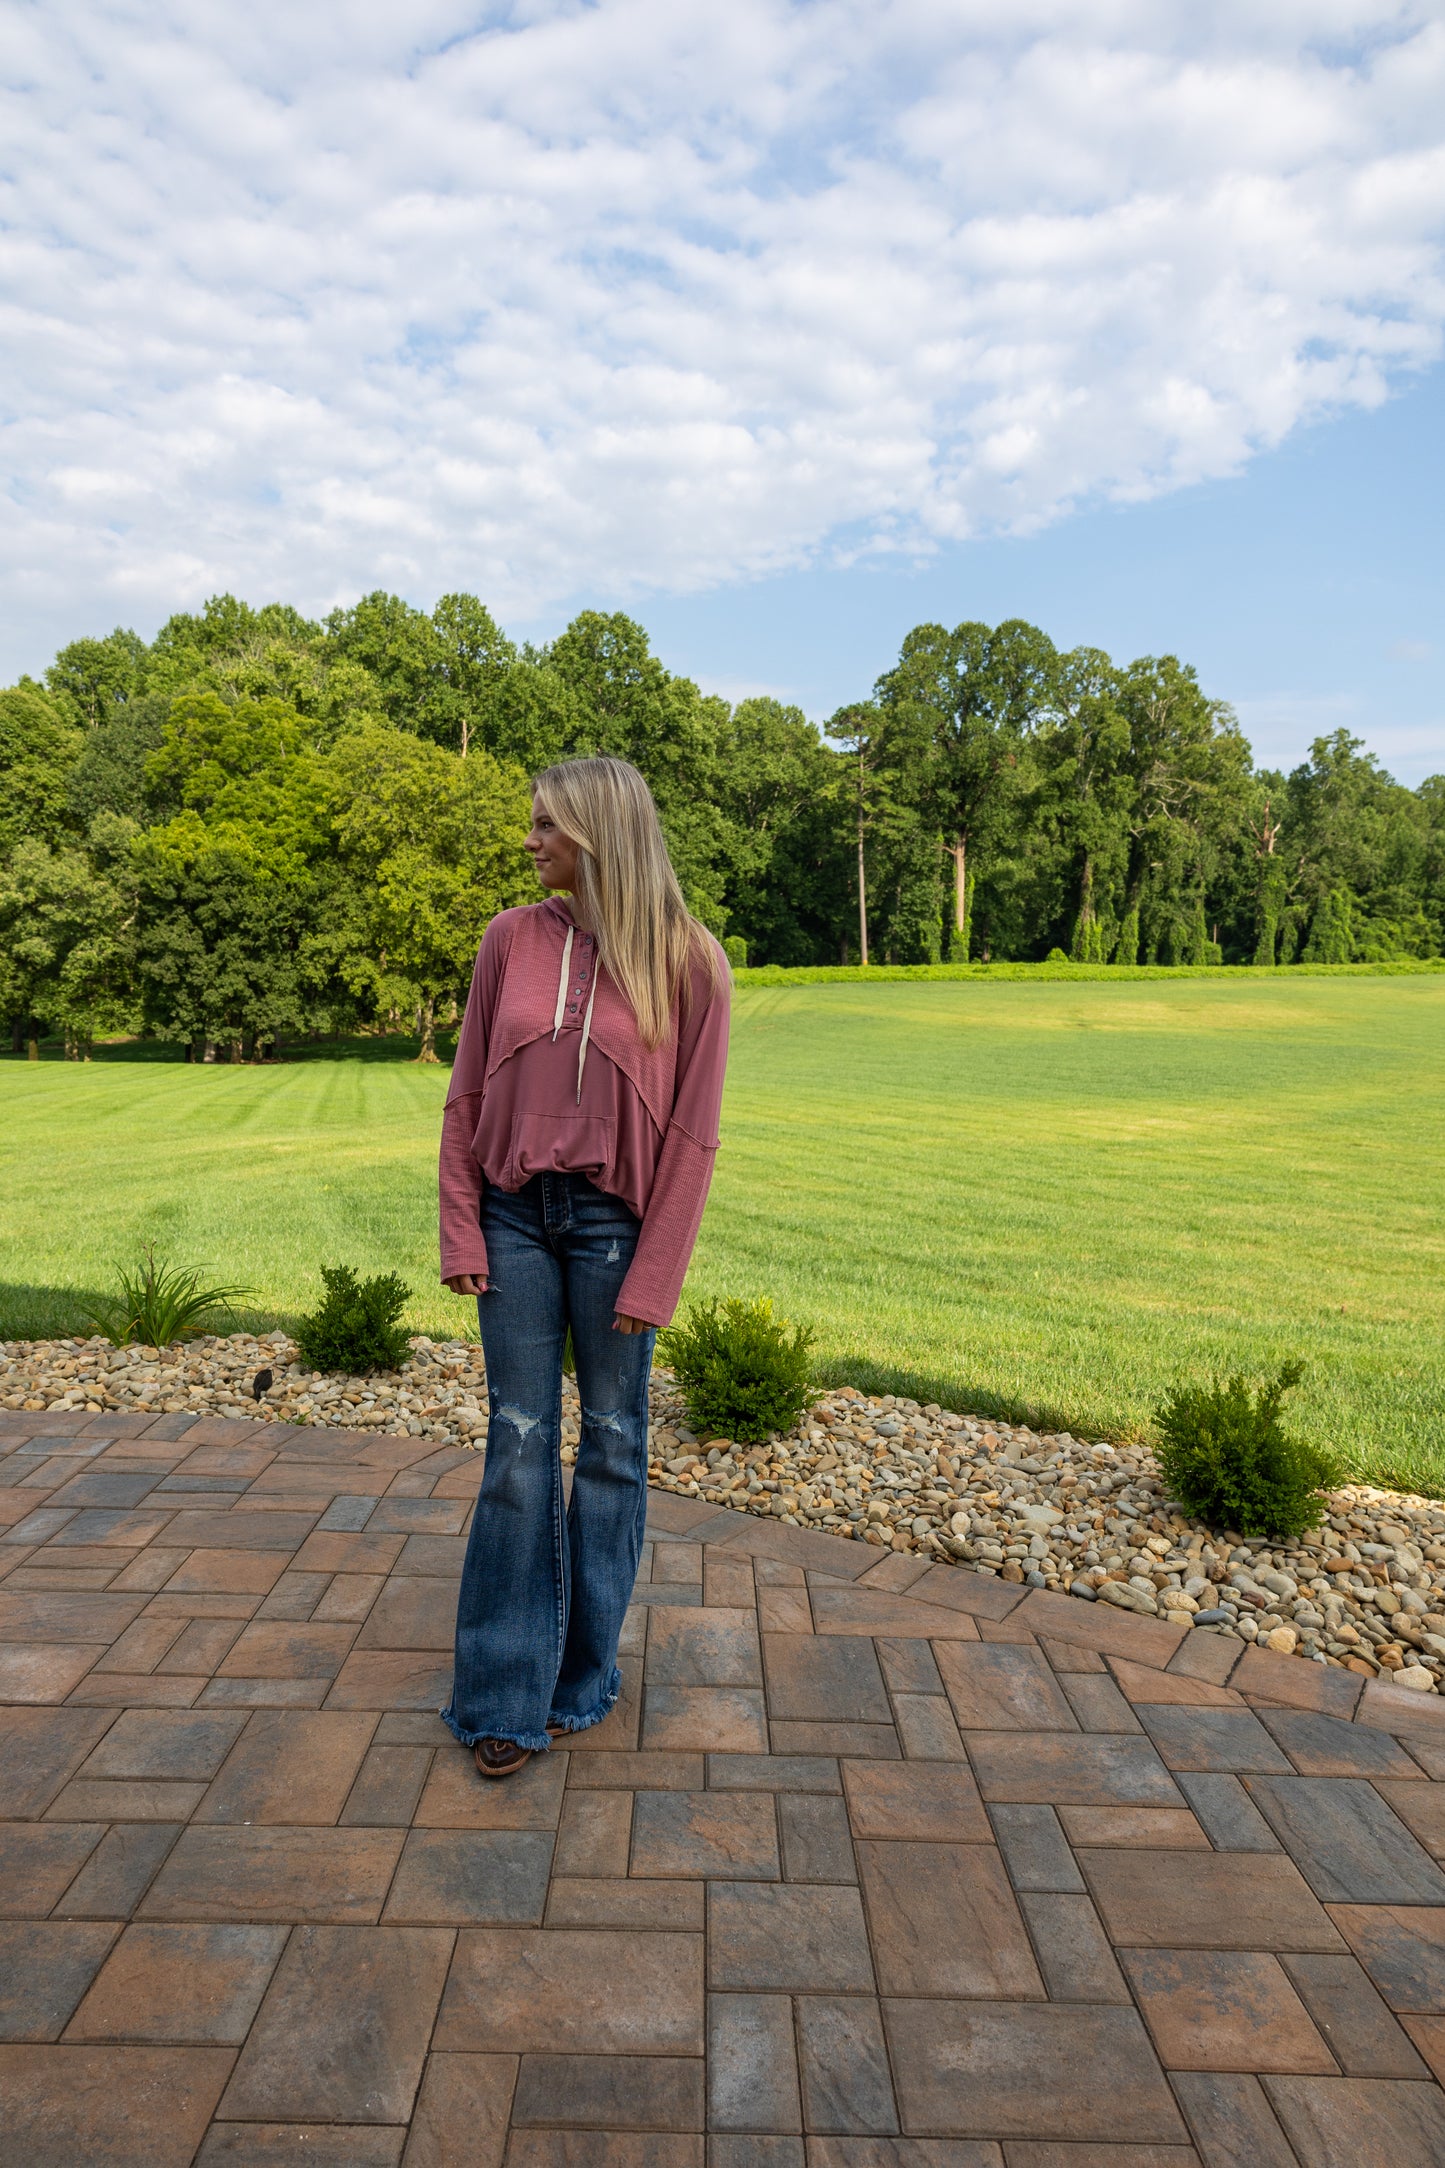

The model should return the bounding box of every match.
[438,754,730,1777]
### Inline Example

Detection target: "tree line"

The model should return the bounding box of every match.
[1,591,1441,1059]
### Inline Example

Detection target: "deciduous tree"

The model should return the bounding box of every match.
[0,684,84,855]
[327,725,534,1058]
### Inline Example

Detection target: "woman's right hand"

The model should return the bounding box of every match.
[445,1275,488,1296]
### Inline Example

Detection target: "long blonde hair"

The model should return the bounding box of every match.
[533,755,726,1049]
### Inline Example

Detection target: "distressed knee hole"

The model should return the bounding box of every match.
[606,1239,621,1262]
[496,1403,544,1442]
[582,1405,626,1434]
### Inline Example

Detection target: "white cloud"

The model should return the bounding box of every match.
[1233,691,1445,785]
[1,0,1443,657]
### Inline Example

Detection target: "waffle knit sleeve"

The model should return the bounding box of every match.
[437,926,506,1284]
[615,954,730,1327]
[438,1094,488,1284]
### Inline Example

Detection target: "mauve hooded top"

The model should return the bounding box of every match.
[438,896,731,1326]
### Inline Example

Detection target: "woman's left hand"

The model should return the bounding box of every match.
[613,1313,649,1334]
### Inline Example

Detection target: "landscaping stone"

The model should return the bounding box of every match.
[7,1330,1445,1690]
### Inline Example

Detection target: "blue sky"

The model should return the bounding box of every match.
[613,363,1445,783]
[3,2,1442,781]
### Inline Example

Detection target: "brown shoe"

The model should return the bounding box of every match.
[474,1736,532,1779]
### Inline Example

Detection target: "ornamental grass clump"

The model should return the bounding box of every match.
[1153,1360,1340,1540]
[84,1243,253,1350]
[295,1265,412,1375]
[661,1296,815,1444]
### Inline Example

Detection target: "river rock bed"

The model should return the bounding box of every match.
[4,1332,1443,1690]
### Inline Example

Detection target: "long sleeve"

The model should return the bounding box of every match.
[437,922,507,1284]
[439,1093,489,1283]
[615,955,730,1327]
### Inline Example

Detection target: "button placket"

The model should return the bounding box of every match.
[561,932,595,1023]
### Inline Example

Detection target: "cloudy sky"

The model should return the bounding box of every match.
[3,1,1443,773]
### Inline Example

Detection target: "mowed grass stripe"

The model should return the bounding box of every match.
[2,975,1441,1490]
[704,977,1445,1488]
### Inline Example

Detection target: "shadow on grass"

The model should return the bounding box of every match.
[1345,1440,1445,1503]
[0,1283,114,1342]
[813,1352,1085,1438]
[815,1352,1445,1501]
[0,1283,290,1346]
[2,1033,458,1066]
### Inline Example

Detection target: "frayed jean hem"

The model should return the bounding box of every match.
[438,1705,553,1754]
[439,1667,619,1752]
[547,1670,621,1737]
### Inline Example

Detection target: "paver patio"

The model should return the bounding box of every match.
[5,1406,1445,2164]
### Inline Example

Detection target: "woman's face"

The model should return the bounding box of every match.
[525,798,580,892]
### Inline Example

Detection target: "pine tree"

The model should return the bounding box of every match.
[1186,895,1211,966]
[1302,888,1354,964]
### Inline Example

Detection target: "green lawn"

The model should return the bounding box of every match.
[3,976,1442,1492]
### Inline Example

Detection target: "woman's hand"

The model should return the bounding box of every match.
[445,1275,488,1296]
[613,1313,648,1334]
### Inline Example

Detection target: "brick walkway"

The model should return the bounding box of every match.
[5,1410,1445,2164]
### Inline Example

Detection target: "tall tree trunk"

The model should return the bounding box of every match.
[856,814,869,966]
[854,741,870,966]
[10,1016,22,1055]
[415,993,439,1063]
[952,838,967,934]
[1253,797,1284,965]
[27,1020,39,1061]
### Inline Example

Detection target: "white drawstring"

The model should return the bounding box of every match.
[552,922,598,1103]
[575,977,596,1105]
[552,927,574,1039]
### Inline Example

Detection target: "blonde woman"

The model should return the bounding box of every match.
[438,754,730,1777]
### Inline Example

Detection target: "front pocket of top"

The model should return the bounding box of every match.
[507,1112,617,1187]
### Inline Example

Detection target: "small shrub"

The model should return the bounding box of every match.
[295,1265,413,1375]
[1045,946,1070,963]
[84,1243,252,1350]
[660,1296,815,1443]
[1153,1361,1339,1540]
[723,934,749,969]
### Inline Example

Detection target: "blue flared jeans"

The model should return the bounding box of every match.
[442,1171,656,1752]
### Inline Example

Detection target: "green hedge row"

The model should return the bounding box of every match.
[732,958,1445,987]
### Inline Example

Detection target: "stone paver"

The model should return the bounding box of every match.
[4,1406,1445,2161]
